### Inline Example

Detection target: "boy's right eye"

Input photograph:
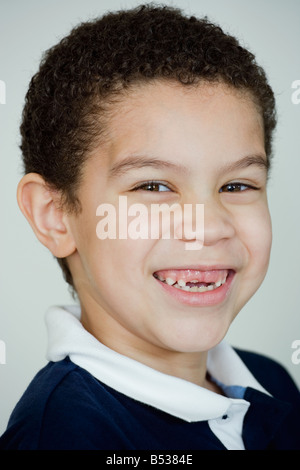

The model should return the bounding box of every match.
[131,181,172,192]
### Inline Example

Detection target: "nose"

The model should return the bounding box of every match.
[202,199,236,247]
[174,198,235,249]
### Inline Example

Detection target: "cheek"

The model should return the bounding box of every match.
[87,236,155,289]
[84,237,157,329]
[237,203,272,274]
[73,195,157,287]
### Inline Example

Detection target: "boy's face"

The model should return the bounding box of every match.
[67,81,272,357]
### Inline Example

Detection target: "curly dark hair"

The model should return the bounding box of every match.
[20,3,277,291]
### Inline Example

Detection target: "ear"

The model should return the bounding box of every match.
[17,173,76,258]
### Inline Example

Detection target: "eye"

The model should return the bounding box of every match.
[132,181,172,192]
[219,182,259,193]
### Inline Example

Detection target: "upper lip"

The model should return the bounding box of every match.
[153,264,237,272]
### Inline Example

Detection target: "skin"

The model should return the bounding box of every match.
[18,81,272,391]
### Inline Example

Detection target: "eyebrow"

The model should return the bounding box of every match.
[108,156,188,178]
[108,153,269,179]
[219,154,269,173]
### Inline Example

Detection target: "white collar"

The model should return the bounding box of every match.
[45,305,268,423]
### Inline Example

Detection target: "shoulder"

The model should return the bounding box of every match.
[0,359,77,449]
[0,358,124,449]
[235,348,300,404]
[235,349,300,449]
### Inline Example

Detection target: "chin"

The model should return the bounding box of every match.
[157,320,231,354]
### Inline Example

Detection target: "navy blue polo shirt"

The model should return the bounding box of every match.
[0,306,299,450]
[0,355,299,450]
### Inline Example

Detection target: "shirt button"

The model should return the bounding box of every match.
[216,413,231,424]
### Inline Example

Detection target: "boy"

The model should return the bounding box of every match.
[0,4,299,450]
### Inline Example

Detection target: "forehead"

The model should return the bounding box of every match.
[111,80,261,140]
[90,80,265,177]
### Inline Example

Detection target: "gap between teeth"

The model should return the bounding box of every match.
[157,276,226,292]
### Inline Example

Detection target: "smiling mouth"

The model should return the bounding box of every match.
[153,268,231,293]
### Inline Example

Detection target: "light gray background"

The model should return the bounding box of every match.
[0,0,299,434]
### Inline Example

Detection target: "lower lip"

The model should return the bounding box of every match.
[154,270,235,307]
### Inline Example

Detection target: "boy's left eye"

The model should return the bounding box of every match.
[132,181,171,192]
[219,182,258,193]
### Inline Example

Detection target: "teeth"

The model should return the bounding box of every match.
[190,286,199,292]
[155,272,228,292]
[198,286,207,292]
